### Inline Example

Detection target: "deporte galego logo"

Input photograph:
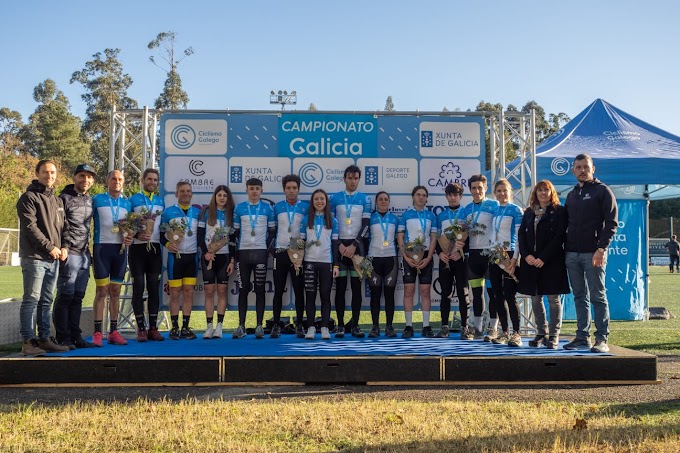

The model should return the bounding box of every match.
[171,124,196,150]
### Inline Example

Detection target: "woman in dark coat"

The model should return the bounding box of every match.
[518,180,570,349]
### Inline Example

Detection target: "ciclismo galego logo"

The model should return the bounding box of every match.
[171,124,196,150]
[551,157,571,176]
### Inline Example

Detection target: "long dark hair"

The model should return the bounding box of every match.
[206,185,235,227]
[307,189,332,229]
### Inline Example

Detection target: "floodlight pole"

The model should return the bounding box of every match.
[270,90,297,111]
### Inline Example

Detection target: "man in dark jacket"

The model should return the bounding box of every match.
[563,154,618,353]
[53,164,96,349]
[17,159,69,356]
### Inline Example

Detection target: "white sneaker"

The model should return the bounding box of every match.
[203,323,215,339]
[305,326,316,340]
[321,327,330,340]
[212,322,223,339]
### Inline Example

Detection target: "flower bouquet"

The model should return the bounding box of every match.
[137,207,162,252]
[439,221,469,268]
[482,241,518,282]
[206,226,231,270]
[351,255,374,279]
[404,235,426,274]
[115,211,141,254]
[287,237,306,275]
[160,218,188,258]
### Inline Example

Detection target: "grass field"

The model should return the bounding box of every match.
[0,266,679,452]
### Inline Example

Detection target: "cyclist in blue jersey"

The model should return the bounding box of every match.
[436,183,472,339]
[161,181,201,340]
[458,174,499,339]
[300,189,339,340]
[232,178,276,339]
[128,168,165,342]
[367,191,399,338]
[397,186,438,338]
[488,179,524,347]
[91,170,133,347]
[198,185,236,339]
[272,175,309,338]
[329,165,371,338]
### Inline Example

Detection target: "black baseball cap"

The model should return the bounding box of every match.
[74,164,96,177]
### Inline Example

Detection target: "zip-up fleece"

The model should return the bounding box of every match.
[60,184,93,254]
[17,180,64,260]
[564,178,618,253]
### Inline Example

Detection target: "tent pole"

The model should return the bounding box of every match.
[644,185,650,321]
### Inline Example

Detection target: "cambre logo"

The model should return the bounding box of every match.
[171,124,196,150]
[550,157,571,176]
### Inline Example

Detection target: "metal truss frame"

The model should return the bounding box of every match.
[108,106,161,177]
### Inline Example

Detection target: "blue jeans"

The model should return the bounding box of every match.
[565,252,609,341]
[20,257,59,340]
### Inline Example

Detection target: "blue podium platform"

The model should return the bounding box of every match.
[0,333,658,386]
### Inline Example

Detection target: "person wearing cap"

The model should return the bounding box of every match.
[128,168,166,342]
[17,159,69,356]
[52,164,96,349]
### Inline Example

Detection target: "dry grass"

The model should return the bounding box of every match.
[1,397,679,452]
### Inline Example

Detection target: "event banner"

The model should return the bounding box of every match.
[561,199,647,321]
[159,112,485,311]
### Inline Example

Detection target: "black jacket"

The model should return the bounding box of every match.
[564,178,618,253]
[60,184,93,254]
[17,180,64,260]
[517,204,570,296]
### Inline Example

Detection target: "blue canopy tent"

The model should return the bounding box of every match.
[505,99,680,320]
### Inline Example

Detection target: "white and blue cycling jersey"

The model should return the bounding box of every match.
[273,199,309,249]
[437,205,465,235]
[198,208,230,255]
[462,198,499,250]
[233,200,275,250]
[300,214,339,264]
[329,190,371,240]
[160,204,200,254]
[129,191,165,245]
[398,208,437,249]
[490,202,523,258]
[368,211,399,258]
[92,193,132,245]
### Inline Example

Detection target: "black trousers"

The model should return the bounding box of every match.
[236,249,268,326]
[367,256,398,326]
[438,255,470,327]
[489,258,520,332]
[273,250,305,324]
[128,243,162,329]
[304,261,333,327]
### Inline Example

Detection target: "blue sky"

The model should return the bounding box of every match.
[3,1,679,135]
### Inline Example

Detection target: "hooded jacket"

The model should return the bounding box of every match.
[17,180,65,260]
[564,178,618,253]
[60,184,93,254]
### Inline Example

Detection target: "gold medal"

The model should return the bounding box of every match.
[111,225,120,234]
[251,229,256,237]
[345,218,352,225]
[383,241,389,247]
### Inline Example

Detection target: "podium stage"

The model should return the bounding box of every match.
[0,333,658,386]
